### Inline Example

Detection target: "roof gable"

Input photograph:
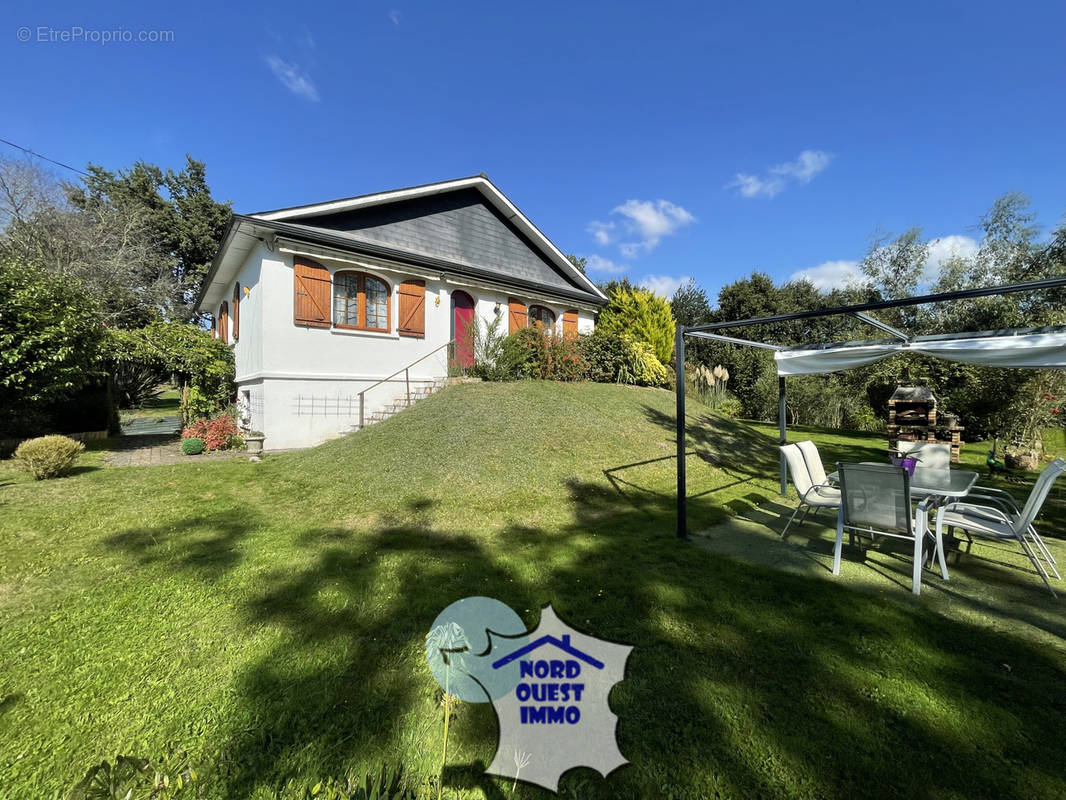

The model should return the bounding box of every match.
[285,189,584,296]
[252,176,605,301]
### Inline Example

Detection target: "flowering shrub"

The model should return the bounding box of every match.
[181,414,243,452]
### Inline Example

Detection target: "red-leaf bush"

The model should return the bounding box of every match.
[181,414,242,452]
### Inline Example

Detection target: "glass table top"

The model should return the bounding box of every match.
[827,465,979,498]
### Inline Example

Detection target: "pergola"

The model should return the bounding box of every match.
[673,276,1066,539]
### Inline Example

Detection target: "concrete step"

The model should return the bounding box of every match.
[344,376,451,434]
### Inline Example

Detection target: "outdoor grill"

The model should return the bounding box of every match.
[887,386,963,463]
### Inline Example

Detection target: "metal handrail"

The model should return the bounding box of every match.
[358,339,455,429]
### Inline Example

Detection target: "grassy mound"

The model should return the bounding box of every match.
[1,381,1064,799]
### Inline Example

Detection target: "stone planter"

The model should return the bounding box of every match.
[1005,450,1039,471]
[244,434,265,456]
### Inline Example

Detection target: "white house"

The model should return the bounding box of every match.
[195,175,607,450]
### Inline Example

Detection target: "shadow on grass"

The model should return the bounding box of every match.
[66,465,102,477]
[0,692,23,719]
[99,473,1066,800]
[104,514,249,581]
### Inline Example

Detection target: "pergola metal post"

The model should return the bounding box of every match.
[675,324,687,539]
[778,377,787,495]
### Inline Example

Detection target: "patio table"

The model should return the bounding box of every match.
[827,465,978,501]
[827,464,980,571]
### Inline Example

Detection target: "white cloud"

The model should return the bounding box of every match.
[612,199,695,255]
[790,233,979,291]
[265,55,320,101]
[587,220,616,246]
[789,260,865,290]
[639,274,690,299]
[585,254,626,275]
[728,149,832,198]
[770,150,833,183]
[728,173,786,199]
[389,10,402,25]
[923,234,978,281]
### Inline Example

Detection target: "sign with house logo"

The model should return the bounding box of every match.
[425,598,632,793]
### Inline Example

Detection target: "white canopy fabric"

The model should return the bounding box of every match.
[774,329,1066,376]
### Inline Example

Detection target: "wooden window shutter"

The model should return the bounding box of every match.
[398,279,426,337]
[562,309,579,338]
[218,302,229,344]
[293,258,331,328]
[508,298,527,334]
[232,283,240,340]
[210,317,216,338]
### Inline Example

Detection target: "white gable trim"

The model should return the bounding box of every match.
[253,176,606,301]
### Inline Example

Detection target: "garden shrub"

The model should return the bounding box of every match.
[181,385,217,423]
[497,328,585,381]
[624,339,669,386]
[13,435,85,480]
[750,365,881,430]
[595,286,675,364]
[578,330,669,387]
[580,330,632,383]
[105,321,235,416]
[471,315,528,381]
[180,437,205,455]
[182,414,242,451]
[499,327,540,379]
[111,361,163,409]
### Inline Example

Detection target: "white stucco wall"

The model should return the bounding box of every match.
[218,245,597,449]
[230,248,264,379]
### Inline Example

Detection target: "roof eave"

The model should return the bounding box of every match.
[203,215,606,309]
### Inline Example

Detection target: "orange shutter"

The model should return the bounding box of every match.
[562,309,578,338]
[508,298,527,334]
[398,279,426,337]
[232,283,240,340]
[294,258,331,328]
[218,302,229,344]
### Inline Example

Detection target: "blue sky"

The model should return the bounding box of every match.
[3,0,1064,301]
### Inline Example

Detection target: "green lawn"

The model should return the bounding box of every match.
[1,382,1065,799]
[121,388,182,422]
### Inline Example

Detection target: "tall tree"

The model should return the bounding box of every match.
[565,253,587,275]
[69,156,232,315]
[670,278,711,327]
[0,160,176,327]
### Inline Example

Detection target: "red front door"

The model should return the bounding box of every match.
[452,291,475,368]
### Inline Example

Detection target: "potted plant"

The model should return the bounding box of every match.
[244,430,265,456]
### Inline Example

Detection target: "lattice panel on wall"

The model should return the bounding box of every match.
[293,395,363,417]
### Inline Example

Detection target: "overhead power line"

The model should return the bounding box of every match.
[0,136,89,177]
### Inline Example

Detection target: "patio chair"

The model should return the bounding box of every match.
[897,441,951,470]
[797,440,830,485]
[833,462,942,596]
[780,443,840,539]
[935,458,1066,596]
